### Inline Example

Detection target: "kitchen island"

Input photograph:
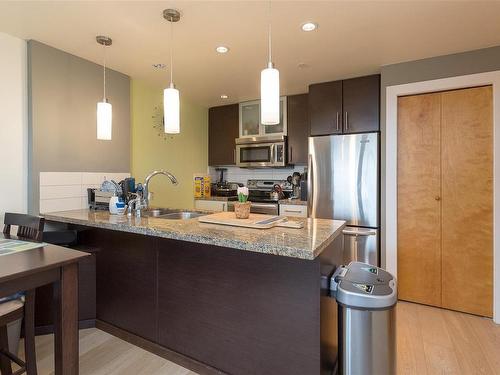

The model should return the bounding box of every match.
[44,209,345,375]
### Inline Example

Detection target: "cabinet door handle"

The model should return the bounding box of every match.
[344,111,349,131]
[289,146,293,162]
[435,196,441,201]
[284,209,302,213]
[336,112,340,131]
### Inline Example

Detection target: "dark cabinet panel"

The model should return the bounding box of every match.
[309,81,342,136]
[342,74,380,133]
[157,238,321,375]
[287,93,309,164]
[95,230,157,341]
[208,104,239,166]
[34,252,96,331]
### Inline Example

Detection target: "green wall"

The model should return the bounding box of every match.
[130,79,208,209]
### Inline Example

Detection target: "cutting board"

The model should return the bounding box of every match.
[198,212,304,229]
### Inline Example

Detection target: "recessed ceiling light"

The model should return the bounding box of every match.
[215,46,229,54]
[152,63,166,69]
[301,22,318,32]
[220,94,229,99]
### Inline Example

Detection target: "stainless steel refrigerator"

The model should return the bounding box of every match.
[308,133,379,266]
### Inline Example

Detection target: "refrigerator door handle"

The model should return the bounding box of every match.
[307,153,313,217]
[342,228,377,236]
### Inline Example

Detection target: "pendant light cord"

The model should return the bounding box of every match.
[170,19,174,86]
[268,0,272,64]
[103,43,106,101]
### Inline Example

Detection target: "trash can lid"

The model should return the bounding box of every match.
[335,262,397,310]
[343,261,394,285]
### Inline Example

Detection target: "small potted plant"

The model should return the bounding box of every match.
[234,186,251,219]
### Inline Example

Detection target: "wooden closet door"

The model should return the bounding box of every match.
[441,86,493,317]
[397,93,442,307]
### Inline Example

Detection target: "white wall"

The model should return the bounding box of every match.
[0,33,27,222]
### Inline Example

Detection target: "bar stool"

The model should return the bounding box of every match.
[0,213,44,375]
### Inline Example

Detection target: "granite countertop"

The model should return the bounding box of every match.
[279,199,308,206]
[44,209,345,260]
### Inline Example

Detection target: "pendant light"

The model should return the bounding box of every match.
[260,1,280,125]
[163,9,181,134]
[96,35,112,140]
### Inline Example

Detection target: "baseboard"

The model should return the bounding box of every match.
[95,319,226,375]
[34,319,95,336]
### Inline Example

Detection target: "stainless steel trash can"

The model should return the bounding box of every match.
[331,261,397,375]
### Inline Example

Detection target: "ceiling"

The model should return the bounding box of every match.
[1,1,500,107]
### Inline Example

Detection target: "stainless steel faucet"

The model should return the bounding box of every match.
[127,193,145,218]
[143,170,178,209]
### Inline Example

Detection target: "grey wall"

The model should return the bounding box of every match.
[28,40,130,213]
[380,45,500,266]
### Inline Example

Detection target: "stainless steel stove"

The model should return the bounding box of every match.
[228,179,293,215]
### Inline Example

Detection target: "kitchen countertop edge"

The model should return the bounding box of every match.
[43,210,345,261]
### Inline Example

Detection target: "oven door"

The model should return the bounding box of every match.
[236,142,285,167]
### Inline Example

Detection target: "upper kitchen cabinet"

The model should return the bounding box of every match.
[309,80,342,136]
[342,74,380,134]
[239,97,287,137]
[287,93,309,164]
[309,74,380,136]
[209,104,239,166]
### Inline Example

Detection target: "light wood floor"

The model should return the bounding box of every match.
[397,302,500,375]
[13,301,500,375]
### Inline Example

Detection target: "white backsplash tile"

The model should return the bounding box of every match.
[40,172,82,186]
[39,197,83,214]
[40,185,83,200]
[208,166,306,185]
[39,171,130,214]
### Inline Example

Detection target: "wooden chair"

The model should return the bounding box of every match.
[3,213,44,242]
[0,213,44,375]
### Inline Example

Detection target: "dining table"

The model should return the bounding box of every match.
[0,233,90,375]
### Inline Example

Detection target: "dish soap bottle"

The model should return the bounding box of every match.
[109,195,120,215]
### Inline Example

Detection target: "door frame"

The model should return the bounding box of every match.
[385,71,500,323]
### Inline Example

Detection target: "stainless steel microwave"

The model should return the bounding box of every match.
[235,135,286,168]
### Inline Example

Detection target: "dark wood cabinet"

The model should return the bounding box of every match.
[95,230,157,342]
[34,251,96,333]
[309,81,342,136]
[208,104,239,166]
[342,74,380,133]
[157,238,321,375]
[309,74,380,136]
[287,93,309,164]
[37,220,340,375]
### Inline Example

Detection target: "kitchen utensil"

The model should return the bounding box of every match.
[271,184,284,200]
[215,168,227,185]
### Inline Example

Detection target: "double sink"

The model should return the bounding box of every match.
[143,208,207,220]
